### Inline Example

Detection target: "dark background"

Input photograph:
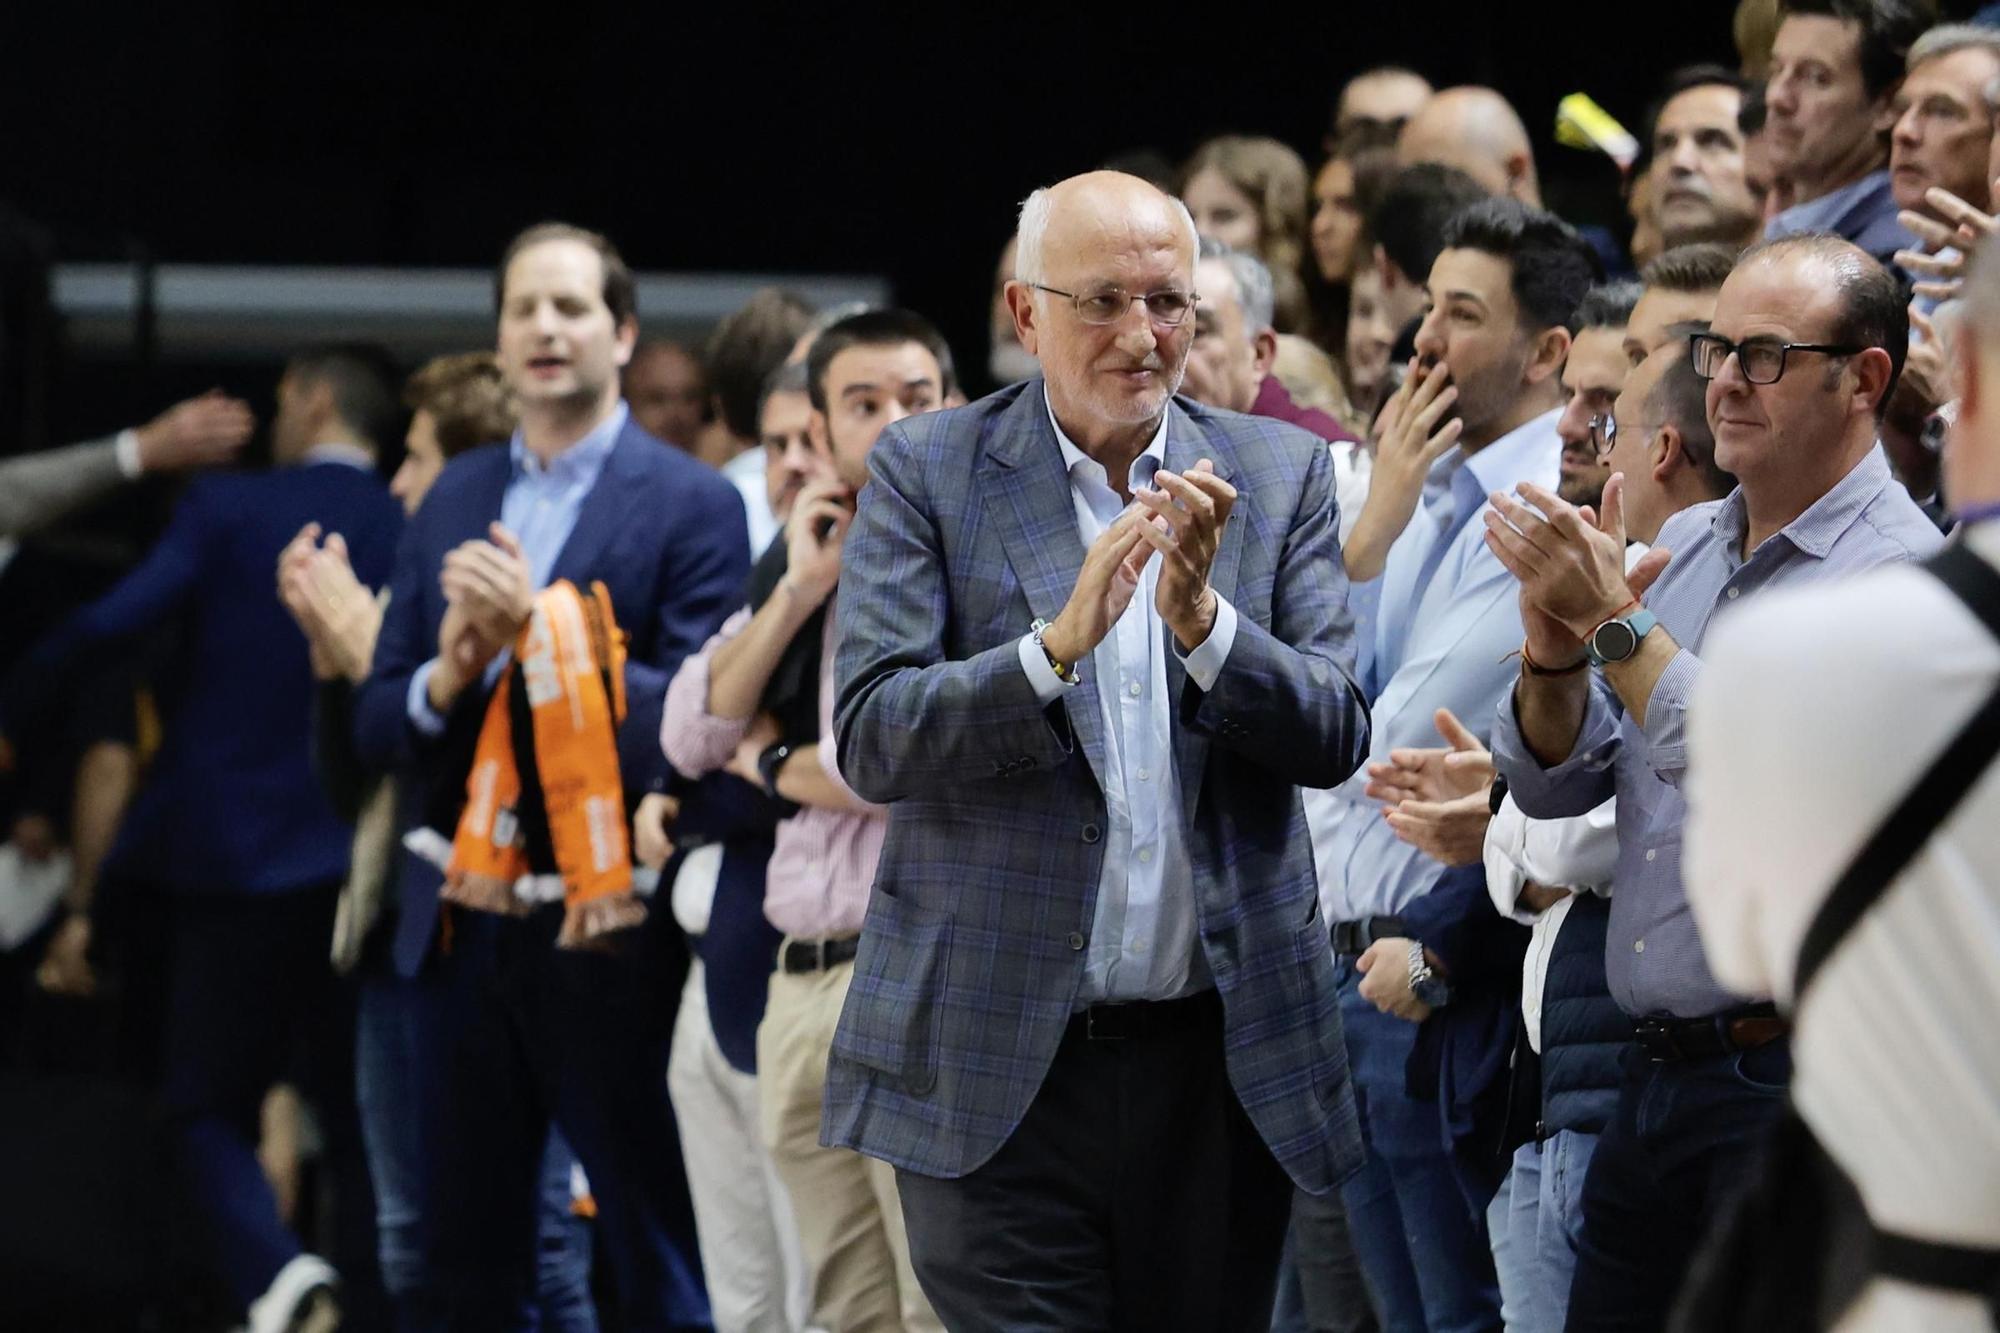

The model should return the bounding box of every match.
[2,0,1748,448]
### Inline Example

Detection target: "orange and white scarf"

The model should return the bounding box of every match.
[440,579,645,947]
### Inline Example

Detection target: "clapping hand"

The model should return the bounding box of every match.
[440,523,534,676]
[1134,458,1236,650]
[1482,477,1672,666]
[1895,185,2000,303]
[1037,511,1161,670]
[133,390,255,473]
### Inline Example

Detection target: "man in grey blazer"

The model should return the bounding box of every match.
[0,390,252,537]
[827,170,1373,1330]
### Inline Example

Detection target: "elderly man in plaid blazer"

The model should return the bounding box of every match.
[825,170,1373,1330]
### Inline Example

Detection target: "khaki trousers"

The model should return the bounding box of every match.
[757,954,941,1333]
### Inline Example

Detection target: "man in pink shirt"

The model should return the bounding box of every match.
[662,309,953,1333]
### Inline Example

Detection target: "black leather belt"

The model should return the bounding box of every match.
[1067,989,1221,1042]
[1634,1004,1790,1062]
[1329,915,1406,959]
[780,936,860,974]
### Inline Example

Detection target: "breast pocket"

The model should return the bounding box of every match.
[831,893,954,1095]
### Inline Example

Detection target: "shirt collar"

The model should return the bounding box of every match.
[1767,169,1892,238]
[303,441,375,471]
[1710,443,1895,560]
[1044,387,1168,488]
[509,401,628,484]
[1462,406,1563,497]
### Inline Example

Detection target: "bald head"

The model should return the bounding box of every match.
[1398,87,1542,206]
[1016,171,1199,289]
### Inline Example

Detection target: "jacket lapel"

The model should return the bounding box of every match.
[549,423,646,589]
[976,382,1110,791]
[1163,400,1243,820]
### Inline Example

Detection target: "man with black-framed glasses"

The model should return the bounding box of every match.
[1484,232,1941,1330]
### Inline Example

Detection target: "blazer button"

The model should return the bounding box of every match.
[1081,823,1102,844]
[1067,931,1086,950]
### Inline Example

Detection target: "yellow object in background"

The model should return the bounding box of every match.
[1556,93,1640,172]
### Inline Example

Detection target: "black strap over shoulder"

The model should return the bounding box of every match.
[1793,541,2000,1000]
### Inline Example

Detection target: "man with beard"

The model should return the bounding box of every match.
[1305,198,1597,1333]
[1557,282,1644,513]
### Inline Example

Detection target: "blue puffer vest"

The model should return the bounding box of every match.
[1538,893,1629,1136]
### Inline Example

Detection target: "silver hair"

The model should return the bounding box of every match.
[1907,23,2000,74]
[1014,183,1200,290]
[1196,237,1276,338]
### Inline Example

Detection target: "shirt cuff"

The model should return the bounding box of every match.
[1175,595,1237,692]
[115,429,144,479]
[1017,632,1076,706]
[407,660,450,738]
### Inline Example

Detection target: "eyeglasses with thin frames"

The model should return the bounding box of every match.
[1688,331,1868,385]
[1586,413,1663,459]
[1029,284,1199,328]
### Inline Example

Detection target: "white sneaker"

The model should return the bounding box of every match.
[246,1253,341,1333]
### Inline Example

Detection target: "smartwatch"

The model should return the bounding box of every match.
[1585,607,1659,668]
[756,742,794,801]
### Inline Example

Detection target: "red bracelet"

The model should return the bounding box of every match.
[1520,641,1589,677]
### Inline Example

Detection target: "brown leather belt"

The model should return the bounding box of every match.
[1634,1005,1790,1062]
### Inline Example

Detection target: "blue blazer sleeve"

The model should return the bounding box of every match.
[3,479,213,731]
[621,471,749,794]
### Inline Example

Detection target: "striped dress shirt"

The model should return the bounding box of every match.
[1492,447,1942,1019]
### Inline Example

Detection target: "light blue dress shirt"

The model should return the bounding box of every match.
[1306,407,1563,923]
[1492,446,1942,1019]
[1016,393,1238,1003]
[406,403,628,735]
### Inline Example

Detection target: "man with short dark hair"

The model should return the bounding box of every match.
[5,346,406,1333]
[664,308,951,1333]
[1626,243,1738,364]
[357,220,747,1331]
[1644,67,1767,254]
[625,339,711,453]
[1309,198,1598,1333]
[1764,0,1932,262]
[1558,282,1644,511]
[1486,233,1942,1330]
[1364,163,1492,370]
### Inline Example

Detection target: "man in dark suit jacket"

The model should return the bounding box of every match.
[354,222,748,1332]
[3,346,405,1333]
[828,172,1373,1330]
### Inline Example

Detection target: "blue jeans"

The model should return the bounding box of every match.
[356,970,598,1333]
[1333,959,1501,1333]
[1487,1132,1596,1333]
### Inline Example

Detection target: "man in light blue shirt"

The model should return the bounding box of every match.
[1304,198,1600,1333]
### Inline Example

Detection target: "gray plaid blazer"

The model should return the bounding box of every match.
[824,379,1370,1193]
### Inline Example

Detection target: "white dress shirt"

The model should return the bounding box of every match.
[1483,795,1617,1052]
[1688,520,2000,1333]
[1017,392,1237,1003]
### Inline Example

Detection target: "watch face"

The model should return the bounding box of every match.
[1591,619,1639,663]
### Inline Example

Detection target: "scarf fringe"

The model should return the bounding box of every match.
[557,892,648,949]
[440,871,532,917]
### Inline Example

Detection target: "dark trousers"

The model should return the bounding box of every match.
[1276,1182,1382,1333]
[161,884,380,1314]
[1333,960,1501,1333]
[1563,1040,1791,1333]
[893,991,1294,1332]
[422,905,707,1332]
[354,968,597,1333]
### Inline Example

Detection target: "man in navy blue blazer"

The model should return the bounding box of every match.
[3,346,406,1332]
[354,222,749,1332]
